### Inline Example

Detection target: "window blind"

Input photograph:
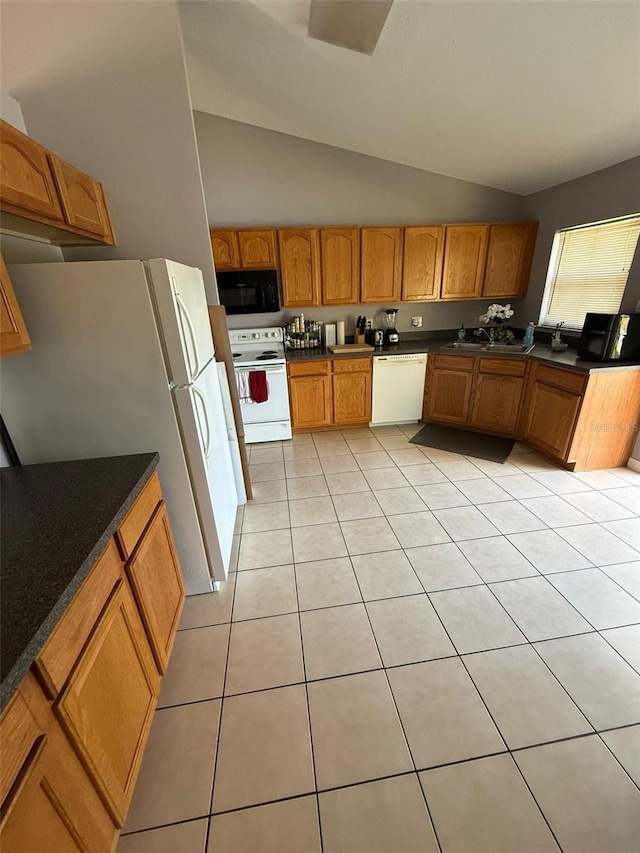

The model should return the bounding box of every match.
[540,215,640,330]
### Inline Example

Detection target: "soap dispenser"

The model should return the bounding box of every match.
[458,324,466,341]
[523,322,535,347]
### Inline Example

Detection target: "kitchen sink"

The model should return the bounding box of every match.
[442,341,535,355]
[443,342,486,350]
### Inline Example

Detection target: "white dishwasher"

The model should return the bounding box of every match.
[371,353,428,426]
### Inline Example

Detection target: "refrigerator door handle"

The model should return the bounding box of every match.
[193,386,211,459]
[175,290,200,382]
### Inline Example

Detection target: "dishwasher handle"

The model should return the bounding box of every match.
[374,353,428,364]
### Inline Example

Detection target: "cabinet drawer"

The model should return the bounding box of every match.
[288,359,330,377]
[432,353,475,372]
[478,358,526,376]
[332,357,371,374]
[35,539,123,697]
[534,364,587,395]
[116,471,162,560]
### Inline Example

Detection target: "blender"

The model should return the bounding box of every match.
[383,308,400,344]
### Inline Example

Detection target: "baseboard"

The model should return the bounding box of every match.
[627,457,640,473]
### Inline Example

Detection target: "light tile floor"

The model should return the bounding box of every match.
[119,425,640,853]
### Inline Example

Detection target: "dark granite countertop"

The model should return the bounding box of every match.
[285,336,640,374]
[1,453,159,711]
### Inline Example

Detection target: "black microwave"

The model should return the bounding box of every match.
[216,269,280,315]
[577,313,640,362]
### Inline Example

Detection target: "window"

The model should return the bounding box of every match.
[539,214,640,330]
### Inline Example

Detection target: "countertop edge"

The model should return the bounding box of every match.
[0,453,159,713]
[284,342,640,374]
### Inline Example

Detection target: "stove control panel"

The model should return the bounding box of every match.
[229,327,284,344]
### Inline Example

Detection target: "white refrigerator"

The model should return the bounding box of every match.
[1,258,242,594]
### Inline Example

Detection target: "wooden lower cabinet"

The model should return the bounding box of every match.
[288,358,372,430]
[1,673,118,853]
[0,253,31,358]
[425,369,474,424]
[125,501,185,674]
[333,359,372,425]
[470,374,524,434]
[424,354,526,437]
[523,380,582,459]
[55,577,159,826]
[1,471,185,851]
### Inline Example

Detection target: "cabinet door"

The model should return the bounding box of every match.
[320,228,360,304]
[210,229,240,270]
[332,365,372,425]
[48,156,115,243]
[470,374,524,435]
[288,374,332,428]
[0,120,64,221]
[425,369,473,424]
[0,253,31,358]
[402,226,444,301]
[278,229,321,307]
[237,230,277,269]
[126,501,185,675]
[0,675,117,853]
[524,382,582,460]
[55,579,159,826]
[360,227,402,303]
[441,225,488,300]
[482,223,537,298]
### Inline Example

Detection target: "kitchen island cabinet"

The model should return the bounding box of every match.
[288,357,372,430]
[0,454,185,851]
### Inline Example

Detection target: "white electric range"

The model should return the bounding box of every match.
[228,327,292,443]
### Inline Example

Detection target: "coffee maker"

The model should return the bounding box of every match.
[383,308,400,344]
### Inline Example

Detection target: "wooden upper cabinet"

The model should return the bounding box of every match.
[360,227,402,303]
[440,225,489,300]
[1,254,31,358]
[0,121,64,221]
[278,228,321,307]
[402,225,444,301]
[320,227,360,304]
[126,501,185,675]
[482,223,538,298]
[48,155,115,243]
[237,229,277,269]
[210,229,240,270]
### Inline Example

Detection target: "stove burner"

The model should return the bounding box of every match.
[262,350,278,355]
[232,353,243,359]
[256,354,278,361]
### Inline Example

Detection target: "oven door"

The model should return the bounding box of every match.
[235,364,290,425]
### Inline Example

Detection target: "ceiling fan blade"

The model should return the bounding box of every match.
[308,0,394,56]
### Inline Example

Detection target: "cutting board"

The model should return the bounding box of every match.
[327,343,375,354]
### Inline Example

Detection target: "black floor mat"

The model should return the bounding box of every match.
[410,423,515,463]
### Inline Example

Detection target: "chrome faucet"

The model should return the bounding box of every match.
[475,328,495,343]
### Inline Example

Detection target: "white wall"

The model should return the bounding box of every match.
[194,112,528,330]
[1,1,218,301]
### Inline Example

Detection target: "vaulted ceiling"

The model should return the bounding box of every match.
[180,0,640,195]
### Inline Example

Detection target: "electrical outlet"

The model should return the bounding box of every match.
[411,316,423,328]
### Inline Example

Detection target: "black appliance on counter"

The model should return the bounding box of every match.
[217,269,280,315]
[577,313,640,362]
